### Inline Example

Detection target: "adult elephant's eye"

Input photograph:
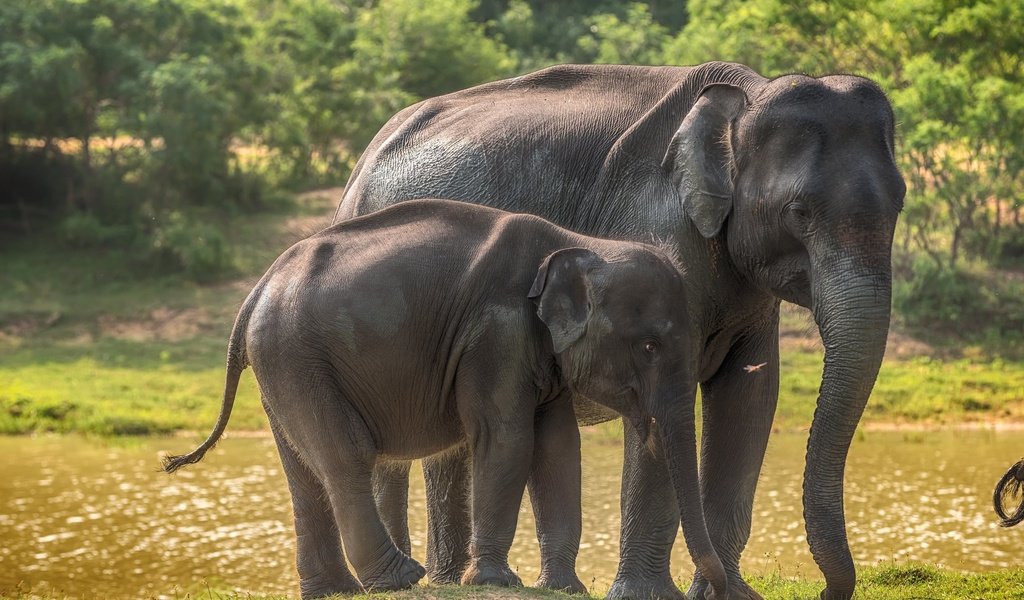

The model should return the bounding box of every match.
[643,341,658,354]
[786,201,810,221]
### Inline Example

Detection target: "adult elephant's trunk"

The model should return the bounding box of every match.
[655,384,729,600]
[804,253,892,600]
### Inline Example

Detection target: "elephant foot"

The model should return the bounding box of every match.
[360,553,426,592]
[687,575,763,600]
[299,573,361,599]
[460,558,523,587]
[427,553,470,585]
[536,569,587,594]
[607,571,685,600]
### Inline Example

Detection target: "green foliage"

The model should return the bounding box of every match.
[894,256,1024,352]
[338,0,515,149]
[577,3,670,65]
[1,0,1021,326]
[149,211,235,282]
[59,212,133,248]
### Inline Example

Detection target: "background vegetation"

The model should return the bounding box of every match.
[1,0,1023,437]
[2,0,1022,350]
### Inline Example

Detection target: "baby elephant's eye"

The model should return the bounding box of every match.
[643,341,658,354]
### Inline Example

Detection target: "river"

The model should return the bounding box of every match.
[2,430,1021,597]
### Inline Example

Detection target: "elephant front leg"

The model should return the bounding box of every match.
[687,324,779,600]
[423,446,472,584]
[460,425,533,588]
[528,396,586,594]
[454,358,536,588]
[607,419,684,600]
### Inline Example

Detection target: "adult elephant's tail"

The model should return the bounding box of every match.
[162,283,263,473]
[994,458,1024,527]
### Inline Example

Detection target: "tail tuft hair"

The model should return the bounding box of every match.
[162,446,215,473]
[994,458,1024,527]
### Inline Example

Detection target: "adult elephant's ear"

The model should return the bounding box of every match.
[528,248,605,353]
[663,84,748,238]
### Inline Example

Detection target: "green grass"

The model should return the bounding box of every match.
[776,349,1024,429]
[0,191,334,436]
[2,190,1023,436]
[5,566,1024,599]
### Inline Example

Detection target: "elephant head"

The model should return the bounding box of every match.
[994,458,1024,527]
[529,245,730,600]
[665,75,906,595]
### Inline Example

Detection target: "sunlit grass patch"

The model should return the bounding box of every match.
[774,349,1024,429]
[7,566,1023,599]
[0,355,266,435]
[748,564,1024,599]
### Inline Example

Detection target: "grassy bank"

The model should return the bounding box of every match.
[6,566,1024,599]
[2,190,1023,436]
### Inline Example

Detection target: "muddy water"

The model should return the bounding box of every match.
[2,430,1021,597]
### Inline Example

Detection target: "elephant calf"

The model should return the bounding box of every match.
[162,199,727,598]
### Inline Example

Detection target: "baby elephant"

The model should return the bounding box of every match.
[163,199,727,599]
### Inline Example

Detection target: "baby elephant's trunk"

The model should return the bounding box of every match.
[162,292,255,473]
[994,458,1024,527]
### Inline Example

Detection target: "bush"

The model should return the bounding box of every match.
[60,212,134,247]
[894,256,976,325]
[150,211,234,282]
[995,228,1024,269]
[894,254,1024,349]
[0,148,70,230]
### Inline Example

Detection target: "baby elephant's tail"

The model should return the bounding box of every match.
[162,289,258,473]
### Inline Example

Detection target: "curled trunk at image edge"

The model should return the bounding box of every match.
[803,269,892,598]
[656,408,729,599]
[993,459,1024,527]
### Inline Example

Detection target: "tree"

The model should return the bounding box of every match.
[339,0,515,149]
[577,3,670,65]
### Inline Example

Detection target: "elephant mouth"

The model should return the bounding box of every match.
[629,415,654,447]
[775,270,812,307]
[578,386,656,444]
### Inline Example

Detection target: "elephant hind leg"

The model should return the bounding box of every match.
[263,379,425,593]
[373,460,412,554]
[278,389,421,589]
[319,452,426,591]
[268,416,360,599]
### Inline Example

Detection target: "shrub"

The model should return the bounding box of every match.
[894,253,1024,350]
[150,211,234,283]
[894,255,976,325]
[60,212,134,247]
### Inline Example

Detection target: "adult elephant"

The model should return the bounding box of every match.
[326,62,905,600]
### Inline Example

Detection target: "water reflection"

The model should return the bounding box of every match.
[1,430,1021,597]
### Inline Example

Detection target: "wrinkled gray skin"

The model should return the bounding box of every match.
[163,199,729,598]
[334,62,906,600]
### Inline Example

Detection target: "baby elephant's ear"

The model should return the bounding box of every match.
[528,248,605,353]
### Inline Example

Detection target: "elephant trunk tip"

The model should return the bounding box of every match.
[994,458,1024,527]
[694,553,729,600]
